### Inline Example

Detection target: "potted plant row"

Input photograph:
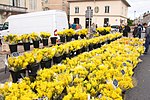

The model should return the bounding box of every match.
[7,33,122,82]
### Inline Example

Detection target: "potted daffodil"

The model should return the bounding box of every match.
[20,34,31,51]
[40,32,51,46]
[30,32,40,48]
[4,34,19,53]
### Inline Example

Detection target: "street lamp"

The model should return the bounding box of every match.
[134,11,136,25]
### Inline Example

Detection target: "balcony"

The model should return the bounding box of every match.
[0,4,27,13]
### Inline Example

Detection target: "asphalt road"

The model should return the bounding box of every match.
[125,50,150,100]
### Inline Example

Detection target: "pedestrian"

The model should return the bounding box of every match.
[133,24,138,38]
[79,24,82,29]
[96,24,98,28]
[123,24,131,37]
[71,22,76,30]
[76,24,80,30]
[137,22,143,38]
[91,23,96,33]
[119,24,123,33]
[143,22,150,54]
[69,22,71,29]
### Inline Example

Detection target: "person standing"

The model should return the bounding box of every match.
[91,23,96,33]
[76,24,80,30]
[71,22,76,30]
[143,22,150,54]
[123,24,131,37]
[119,24,123,33]
[133,24,138,37]
[137,23,143,38]
[69,22,71,29]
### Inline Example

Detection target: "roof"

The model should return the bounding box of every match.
[67,0,131,7]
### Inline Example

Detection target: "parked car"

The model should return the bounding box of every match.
[111,25,119,32]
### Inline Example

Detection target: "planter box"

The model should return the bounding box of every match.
[51,37,57,44]
[89,44,94,51]
[53,55,63,64]
[9,44,17,53]
[27,63,40,77]
[74,35,78,40]
[33,41,39,48]
[42,39,48,46]
[60,36,65,43]
[80,34,86,39]
[66,36,72,42]
[9,69,26,83]
[23,42,30,51]
[40,59,52,69]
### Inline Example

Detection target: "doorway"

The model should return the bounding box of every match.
[85,18,92,28]
[74,18,79,24]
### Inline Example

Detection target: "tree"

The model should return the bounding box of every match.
[127,19,134,26]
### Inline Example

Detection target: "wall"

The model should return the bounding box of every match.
[26,0,42,12]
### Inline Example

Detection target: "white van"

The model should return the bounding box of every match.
[0,10,68,37]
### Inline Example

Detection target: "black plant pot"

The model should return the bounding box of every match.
[70,51,76,58]
[42,38,48,46]
[101,42,105,45]
[33,41,39,48]
[60,36,65,43]
[81,47,87,53]
[51,37,57,44]
[9,69,26,83]
[66,36,72,42]
[27,63,40,77]
[74,35,78,40]
[98,43,101,48]
[76,49,82,55]
[93,44,98,49]
[53,55,63,64]
[89,44,94,51]
[40,59,52,69]
[80,34,86,39]
[107,40,111,44]
[23,42,30,51]
[9,44,17,53]
[63,53,71,60]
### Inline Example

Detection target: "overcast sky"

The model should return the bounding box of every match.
[127,0,150,19]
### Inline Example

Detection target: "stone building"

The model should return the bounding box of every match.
[68,0,130,28]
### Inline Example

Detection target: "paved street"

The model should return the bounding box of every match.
[125,50,150,100]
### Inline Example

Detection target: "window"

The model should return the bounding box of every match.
[2,22,9,30]
[104,18,109,27]
[12,0,20,7]
[74,18,79,24]
[29,0,37,10]
[75,7,79,13]
[94,6,99,13]
[105,6,110,13]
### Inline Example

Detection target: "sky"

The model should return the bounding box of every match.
[127,0,150,19]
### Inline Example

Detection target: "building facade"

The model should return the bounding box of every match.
[68,0,130,28]
[0,0,69,24]
[143,11,150,24]
[0,0,27,24]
